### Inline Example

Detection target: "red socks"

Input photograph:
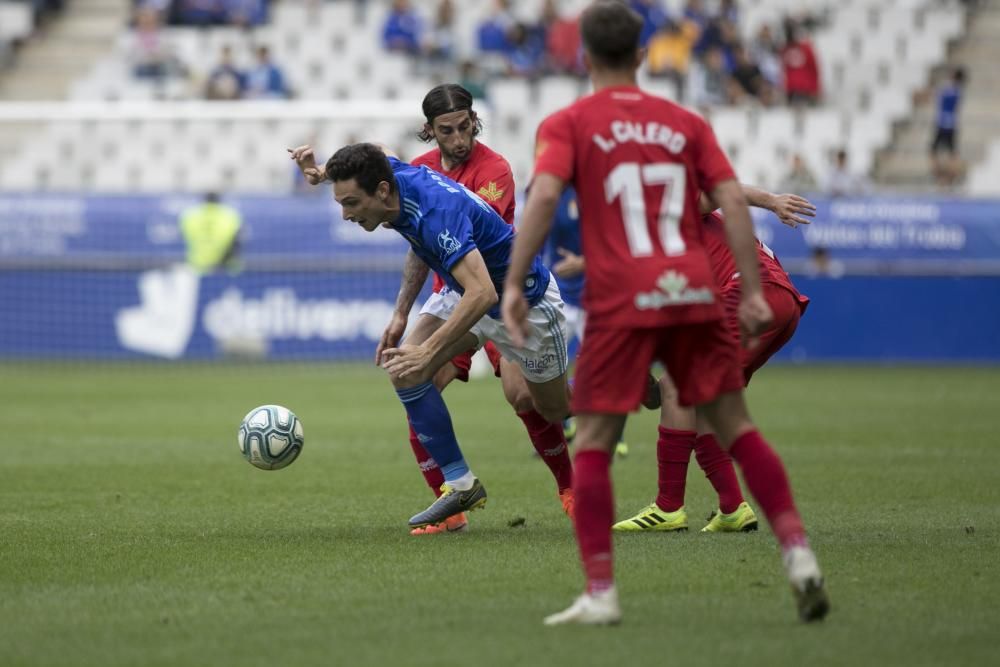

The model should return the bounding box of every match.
[727,430,807,549]
[694,433,745,514]
[573,448,615,592]
[518,410,573,493]
[655,427,696,512]
[408,420,444,498]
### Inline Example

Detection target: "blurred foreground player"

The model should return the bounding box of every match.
[502,1,828,626]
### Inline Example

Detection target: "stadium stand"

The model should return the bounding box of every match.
[0,0,984,193]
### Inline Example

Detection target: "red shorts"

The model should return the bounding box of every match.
[572,317,744,414]
[449,341,503,382]
[722,282,804,384]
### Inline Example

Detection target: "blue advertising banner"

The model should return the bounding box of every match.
[0,266,425,359]
[1,268,997,362]
[752,197,1000,273]
[1,194,999,361]
[2,194,999,271]
[0,194,408,262]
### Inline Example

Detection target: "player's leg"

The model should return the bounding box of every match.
[545,328,658,626]
[658,319,827,621]
[612,372,695,532]
[499,357,574,515]
[700,283,803,532]
[692,409,756,533]
[407,352,469,501]
[388,314,488,529]
[699,390,828,621]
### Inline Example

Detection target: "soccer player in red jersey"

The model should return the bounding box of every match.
[615,187,815,533]
[501,1,828,625]
[378,84,575,534]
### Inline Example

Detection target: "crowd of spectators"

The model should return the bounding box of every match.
[380,0,825,110]
[133,0,270,27]
[127,2,289,99]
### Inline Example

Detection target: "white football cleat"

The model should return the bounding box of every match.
[783,545,830,622]
[543,587,622,626]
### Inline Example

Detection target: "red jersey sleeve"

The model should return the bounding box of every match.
[532,109,576,182]
[692,115,737,194]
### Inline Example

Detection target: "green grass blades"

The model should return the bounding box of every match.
[1,363,998,667]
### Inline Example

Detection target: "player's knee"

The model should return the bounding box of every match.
[507,393,535,414]
[388,370,432,391]
[433,363,458,391]
[658,375,680,405]
[532,401,569,424]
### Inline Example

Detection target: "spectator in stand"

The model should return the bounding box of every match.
[458,60,488,101]
[929,67,966,186]
[542,0,583,76]
[382,0,423,55]
[824,149,870,197]
[204,45,245,100]
[781,153,820,193]
[505,22,547,78]
[807,247,845,279]
[221,0,267,27]
[629,0,670,48]
[647,19,698,100]
[686,45,729,109]
[128,6,176,82]
[477,0,516,54]
[781,18,821,106]
[423,0,456,64]
[173,0,225,26]
[683,0,710,43]
[717,0,739,25]
[750,24,782,89]
[730,42,764,101]
[244,45,288,99]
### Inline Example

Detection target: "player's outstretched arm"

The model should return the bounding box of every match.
[742,186,815,228]
[700,186,816,228]
[502,173,564,346]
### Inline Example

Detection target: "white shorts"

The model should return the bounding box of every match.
[563,302,585,345]
[418,280,569,383]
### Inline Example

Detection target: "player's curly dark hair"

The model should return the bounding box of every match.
[580,0,643,69]
[324,143,396,196]
[417,83,483,143]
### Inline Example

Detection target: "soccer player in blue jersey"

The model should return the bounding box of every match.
[289,142,571,529]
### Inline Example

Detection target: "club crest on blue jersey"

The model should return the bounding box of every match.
[438,229,462,256]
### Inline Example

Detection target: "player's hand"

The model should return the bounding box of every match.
[738,291,773,348]
[501,287,530,348]
[287,145,326,185]
[381,344,433,380]
[552,248,584,279]
[771,194,815,228]
[375,312,408,366]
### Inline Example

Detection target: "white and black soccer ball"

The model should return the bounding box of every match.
[238,405,304,470]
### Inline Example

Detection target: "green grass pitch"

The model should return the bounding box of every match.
[2,363,998,667]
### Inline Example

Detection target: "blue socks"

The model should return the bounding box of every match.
[396,381,470,483]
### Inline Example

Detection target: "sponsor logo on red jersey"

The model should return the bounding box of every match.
[635,270,715,310]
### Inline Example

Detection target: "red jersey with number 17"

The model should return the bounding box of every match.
[534,85,737,329]
[412,141,516,291]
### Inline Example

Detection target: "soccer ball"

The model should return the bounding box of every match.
[238,405,304,470]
